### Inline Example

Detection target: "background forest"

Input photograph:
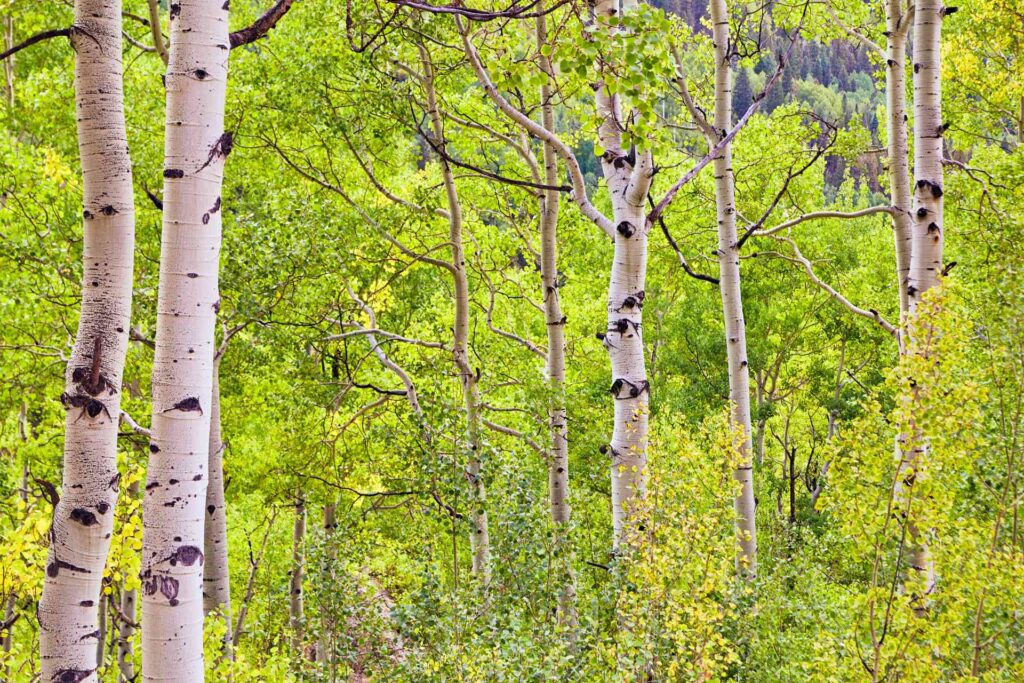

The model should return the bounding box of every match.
[0,0,1022,681]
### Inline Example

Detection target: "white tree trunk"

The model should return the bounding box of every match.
[290,497,306,653]
[39,2,136,680]
[709,0,757,578]
[317,503,337,671]
[885,0,914,318]
[593,0,655,551]
[203,360,232,652]
[118,525,138,682]
[141,1,229,679]
[536,7,576,626]
[897,0,947,612]
[421,46,491,580]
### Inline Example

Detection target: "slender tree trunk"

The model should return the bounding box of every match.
[885,0,914,320]
[290,497,306,654]
[3,460,27,675]
[141,1,229,679]
[420,45,491,580]
[118,487,138,682]
[96,592,108,674]
[204,360,232,654]
[2,12,13,107]
[708,0,757,579]
[232,510,276,649]
[897,0,947,613]
[535,6,576,627]
[39,2,136,679]
[317,503,337,672]
[593,0,655,551]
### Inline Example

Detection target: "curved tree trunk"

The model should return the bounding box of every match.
[420,45,491,581]
[708,0,757,579]
[141,1,229,679]
[39,1,136,679]
[204,360,232,654]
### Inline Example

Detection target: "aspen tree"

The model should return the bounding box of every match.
[458,0,657,549]
[290,496,306,652]
[884,0,914,317]
[37,1,136,680]
[708,0,757,579]
[141,0,229,678]
[420,44,491,579]
[117,484,139,683]
[203,360,231,651]
[536,5,575,625]
[897,0,950,611]
[591,0,655,549]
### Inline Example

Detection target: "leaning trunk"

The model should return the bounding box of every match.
[420,45,491,580]
[709,0,757,579]
[204,360,232,653]
[141,1,230,679]
[39,2,136,679]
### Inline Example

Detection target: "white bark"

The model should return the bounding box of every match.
[203,360,232,653]
[290,497,306,653]
[591,0,655,550]
[885,0,914,318]
[117,483,139,683]
[706,0,757,578]
[421,45,491,580]
[141,1,229,679]
[897,0,947,612]
[535,7,575,627]
[39,2,136,680]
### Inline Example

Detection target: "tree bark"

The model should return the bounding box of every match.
[117,487,139,682]
[203,360,232,654]
[535,6,576,627]
[289,497,306,654]
[420,44,491,581]
[885,0,914,319]
[38,2,137,680]
[141,1,229,679]
[317,503,337,672]
[593,0,655,551]
[708,0,757,579]
[2,12,13,106]
[896,0,947,613]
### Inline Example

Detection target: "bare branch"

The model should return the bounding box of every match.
[230,0,298,49]
[326,327,445,350]
[457,20,615,238]
[119,410,151,438]
[0,28,70,62]
[754,206,895,238]
[758,236,898,338]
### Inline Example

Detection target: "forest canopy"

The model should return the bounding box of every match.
[0,0,1022,681]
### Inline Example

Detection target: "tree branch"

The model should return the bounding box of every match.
[457,20,615,238]
[229,0,298,49]
[758,236,898,338]
[0,28,70,62]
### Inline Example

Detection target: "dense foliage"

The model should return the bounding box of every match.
[0,0,1021,680]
